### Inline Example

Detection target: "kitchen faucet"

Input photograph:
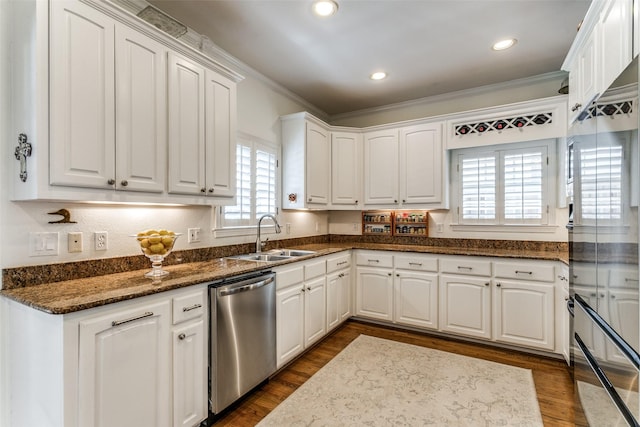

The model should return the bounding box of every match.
[256,214,281,253]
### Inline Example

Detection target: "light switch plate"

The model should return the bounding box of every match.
[29,232,59,256]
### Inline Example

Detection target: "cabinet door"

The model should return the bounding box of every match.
[356,266,393,321]
[331,132,361,207]
[304,276,327,347]
[605,288,639,365]
[276,284,305,368]
[173,319,207,427]
[78,301,171,427]
[439,275,491,339]
[399,123,443,205]
[338,270,352,324]
[573,285,608,359]
[115,25,166,193]
[363,129,399,205]
[305,121,331,205]
[50,0,115,188]
[493,280,555,351]
[168,52,206,195]
[568,30,599,122]
[327,270,351,331]
[205,70,237,197]
[395,271,438,330]
[599,0,632,92]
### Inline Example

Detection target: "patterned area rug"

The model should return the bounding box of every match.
[258,335,543,426]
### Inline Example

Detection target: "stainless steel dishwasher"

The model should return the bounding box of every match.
[209,270,276,416]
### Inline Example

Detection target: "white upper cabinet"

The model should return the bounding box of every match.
[167,52,207,196]
[115,25,167,193]
[49,0,116,189]
[11,0,242,204]
[331,131,362,208]
[363,129,400,205]
[399,123,444,206]
[205,71,237,198]
[281,113,331,209]
[563,0,633,123]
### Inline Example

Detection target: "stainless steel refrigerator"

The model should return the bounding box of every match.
[568,57,640,426]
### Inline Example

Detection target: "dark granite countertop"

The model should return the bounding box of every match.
[0,243,567,315]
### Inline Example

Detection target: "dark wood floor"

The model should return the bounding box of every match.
[212,320,574,427]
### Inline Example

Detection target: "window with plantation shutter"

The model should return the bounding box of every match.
[454,140,551,226]
[573,136,626,225]
[221,134,278,228]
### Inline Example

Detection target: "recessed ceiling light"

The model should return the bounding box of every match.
[492,38,517,51]
[370,71,387,80]
[312,0,338,17]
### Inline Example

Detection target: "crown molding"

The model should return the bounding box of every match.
[329,71,568,123]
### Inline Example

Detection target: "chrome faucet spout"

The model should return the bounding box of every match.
[256,214,281,253]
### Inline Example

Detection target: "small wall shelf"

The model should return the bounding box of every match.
[362,210,429,237]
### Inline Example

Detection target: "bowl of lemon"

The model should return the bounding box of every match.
[133,229,181,281]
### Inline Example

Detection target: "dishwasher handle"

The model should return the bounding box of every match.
[218,275,275,297]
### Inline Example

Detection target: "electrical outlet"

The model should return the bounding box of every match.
[95,231,108,251]
[352,223,359,231]
[68,232,83,253]
[436,223,444,233]
[188,227,201,243]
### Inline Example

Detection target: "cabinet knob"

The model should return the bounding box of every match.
[307,286,311,291]
[107,179,116,186]
[301,288,305,293]
[208,188,214,193]
[496,283,501,287]
[178,333,186,340]
[120,180,128,187]
[355,200,358,204]
[308,197,312,202]
[402,199,406,203]
[485,282,490,286]
[396,273,400,277]
[388,273,392,276]
[571,103,582,112]
[200,188,206,193]
[394,200,398,203]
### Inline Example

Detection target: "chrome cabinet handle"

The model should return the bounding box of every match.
[112,311,153,327]
[368,259,380,263]
[409,262,423,266]
[337,261,348,266]
[457,266,473,271]
[515,270,532,275]
[182,303,202,312]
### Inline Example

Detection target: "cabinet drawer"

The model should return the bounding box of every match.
[494,261,555,282]
[172,290,205,324]
[276,265,304,289]
[304,259,326,280]
[395,255,438,272]
[609,265,638,289]
[440,257,491,276]
[356,252,393,268]
[327,253,351,273]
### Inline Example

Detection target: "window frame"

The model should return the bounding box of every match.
[214,132,280,238]
[451,139,556,230]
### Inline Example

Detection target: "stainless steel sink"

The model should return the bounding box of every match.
[231,253,292,262]
[267,249,316,257]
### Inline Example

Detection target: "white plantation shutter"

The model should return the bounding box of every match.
[577,144,624,222]
[456,141,551,226]
[222,136,278,227]
[460,153,496,222]
[255,146,277,218]
[503,147,547,223]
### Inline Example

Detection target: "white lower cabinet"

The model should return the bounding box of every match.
[394,270,438,330]
[275,258,328,369]
[356,266,394,321]
[439,274,492,340]
[493,280,555,350]
[78,300,172,427]
[171,290,207,427]
[326,253,353,331]
[5,285,209,427]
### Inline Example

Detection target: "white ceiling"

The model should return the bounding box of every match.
[148,0,591,116]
